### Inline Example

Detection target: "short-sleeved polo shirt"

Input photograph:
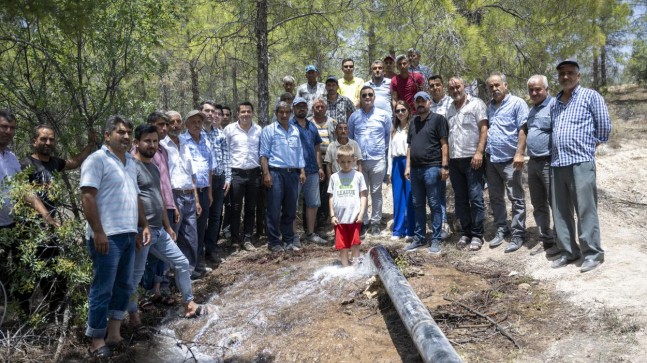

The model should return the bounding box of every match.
[80,145,140,238]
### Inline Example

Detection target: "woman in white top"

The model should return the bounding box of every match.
[387,101,415,240]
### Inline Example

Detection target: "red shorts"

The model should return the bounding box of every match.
[334,223,361,250]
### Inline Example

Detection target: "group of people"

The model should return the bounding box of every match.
[0,46,610,358]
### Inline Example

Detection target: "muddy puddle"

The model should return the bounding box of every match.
[127,246,536,363]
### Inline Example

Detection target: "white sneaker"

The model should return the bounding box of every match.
[306,233,327,244]
[405,236,414,242]
[390,235,404,241]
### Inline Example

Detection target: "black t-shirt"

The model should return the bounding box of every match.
[407,112,448,167]
[20,156,66,212]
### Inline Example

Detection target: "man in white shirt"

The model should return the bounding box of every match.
[223,102,262,252]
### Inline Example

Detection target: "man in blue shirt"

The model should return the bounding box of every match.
[348,86,392,237]
[550,60,611,273]
[260,101,306,252]
[292,97,326,244]
[179,110,212,279]
[485,73,528,253]
[524,75,560,258]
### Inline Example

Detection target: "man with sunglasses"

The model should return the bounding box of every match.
[338,58,364,108]
[348,86,392,237]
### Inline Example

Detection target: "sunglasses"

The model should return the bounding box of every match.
[361,93,374,98]
[395,109,407,114]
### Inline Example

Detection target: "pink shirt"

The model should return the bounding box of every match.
[151,146,175,210]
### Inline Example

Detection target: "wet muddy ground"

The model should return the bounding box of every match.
[108,241,593,363]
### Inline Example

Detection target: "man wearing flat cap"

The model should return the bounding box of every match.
[179,110,213,278]
[296,64,326,118]
[550,59,611,273]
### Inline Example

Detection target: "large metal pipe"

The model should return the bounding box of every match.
[368,245,463,363]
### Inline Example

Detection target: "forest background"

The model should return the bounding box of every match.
[0,0,646,336]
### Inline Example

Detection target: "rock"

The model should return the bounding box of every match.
[518,283,531,290]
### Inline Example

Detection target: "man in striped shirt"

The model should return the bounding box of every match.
[550,60,611,273]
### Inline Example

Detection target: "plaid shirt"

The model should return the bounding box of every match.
[550,85,611,167]
[326,94,355,124]
[202,127,232,183]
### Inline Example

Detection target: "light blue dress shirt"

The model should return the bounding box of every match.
[348,106,392,161]
[486,94,529,163]
[260,122,305,169]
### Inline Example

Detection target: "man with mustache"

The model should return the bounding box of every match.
[17,124,96,314]
[81,115,151,358]
[550,60,610,273]
[485,73,528,253]
[403,92,449,255]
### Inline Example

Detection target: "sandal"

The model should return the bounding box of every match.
[88,345,112,358]
[469,238,483,251]
[139,299,154,311]
[184,305,209,319]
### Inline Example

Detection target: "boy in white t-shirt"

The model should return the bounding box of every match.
[328,145,368,266]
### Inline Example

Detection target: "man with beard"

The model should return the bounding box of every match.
[383,54,397,79]
[81,115,150,358]
[21,125,96,215]
[17,124,96,314]
[485,73,528,253]
[403,92,449,255]
[127,124,207,341]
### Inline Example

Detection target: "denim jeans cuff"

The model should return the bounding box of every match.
[85,325,107,338]
[107,309,126,320]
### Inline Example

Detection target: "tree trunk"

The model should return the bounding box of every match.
[601,45,607,88]
[255,0,270,126]
[232,63,238,118]
[367,23,376,72]
[190,58,200,108]
[592,50,599,91]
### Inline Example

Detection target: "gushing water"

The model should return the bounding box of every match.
[133,252,378,362]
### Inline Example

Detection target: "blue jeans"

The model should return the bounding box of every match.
[205,173,226,253]
[391,156,415,237]
[297,172,321,208]
[449,158,485,238]
[410,166,443,243]
[128,227,194,313]
[266,168,300,247]
[172,190,198,273]
[85,232,136,338]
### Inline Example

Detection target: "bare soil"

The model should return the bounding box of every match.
[5,85,646,363]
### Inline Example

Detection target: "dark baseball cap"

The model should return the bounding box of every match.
[556,59,580,70]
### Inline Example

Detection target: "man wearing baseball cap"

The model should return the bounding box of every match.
[403,91,449,255]
[550,59,611,273]
[296,64,326,118]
